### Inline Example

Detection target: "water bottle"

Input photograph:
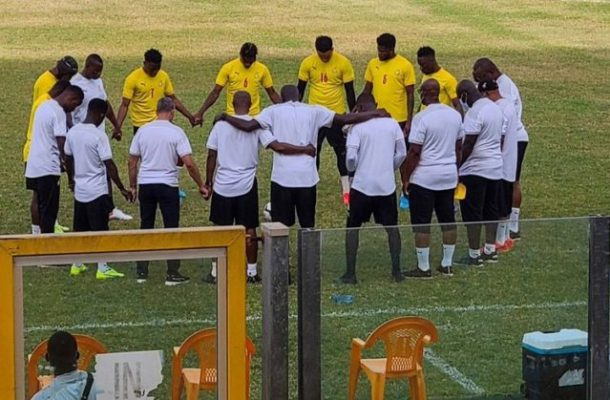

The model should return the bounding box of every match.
[179,189,187,205]
[399,193,410,210]
[331,294,354,305]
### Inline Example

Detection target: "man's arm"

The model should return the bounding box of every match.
[65,155,75,192]
[344,81,356,112]
[333,109,389,126]
[204,149,217,200]
[181,154,208,198]
[455,139,463,167]
[116,97,131,131]
[400,143,422,194]
[169,94,196,126]
[265,87,282,104]
[57,136,67,172]
[297,80,308,102]
[267,141,316,157]
[460,135,478,166]
[345,146,358,173]
[128,154,140,199]
[218,113,262,132]
[451,98,464,118]
[194,84,224,121]
[105,101,122,140]
[404,85,415,137]
[104,159,132,201]
[361,81,373,96]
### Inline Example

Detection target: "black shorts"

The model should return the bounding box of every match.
[459,175,501,222]
[498,180,514,218]
[408,184,456,233]
[73,194,113,232]
[270,182,316,228]
[347,189,397,228]
[516,141,528,181]
[26,175,61,233]
[210,179,259,229]
[318,125,345,148]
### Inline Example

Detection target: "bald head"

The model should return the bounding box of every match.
[233,91,252,115]
[472,57,500,83]
[420,78,440,106]
[280,85,300,102]
[457,80,481,108]
[355,93,376,112]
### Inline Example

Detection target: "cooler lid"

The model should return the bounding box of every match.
[522,329,588,351]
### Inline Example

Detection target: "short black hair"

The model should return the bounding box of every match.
[240,42,258,59]
[144,48,162,63]
[65,85,84,101]
[474,57,498,73]
[315,36,333,52]
[85,53,103,65]
[88,98,108,115]
[376,33,396,49]
[49,80,70,98]
[47,331,77,368]
[478,79,499,92]
[57,56,78,76]
[417,46,435,58]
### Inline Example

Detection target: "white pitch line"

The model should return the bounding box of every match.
[425,348,486,395]
[25,300,586,333]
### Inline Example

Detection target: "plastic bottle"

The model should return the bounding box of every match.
[331,294,354,304]
[399,193,410,210]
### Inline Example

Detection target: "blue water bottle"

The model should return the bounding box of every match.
[399,193,410,210]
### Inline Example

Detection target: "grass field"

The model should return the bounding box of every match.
[2,0,609,398]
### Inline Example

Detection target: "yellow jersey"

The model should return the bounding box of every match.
[421,68,458,107]
[298,51,355,113]
[23,93,51,162]
[364,55,416,123]
[122,67,175,127]
[215,58,273,115]
[32,71,57,104]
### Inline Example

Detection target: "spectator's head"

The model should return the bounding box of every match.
[355,92,376,112]
[477,79,500,101]
[376,33,396,61]
[56,56,78,80]
[57,85,84,113]
[420,78,441,106]
[232,91,252,115]
[417,46,438,75]
[83,54,104,80]
[143,48,162,77]
[46,331,78,375]
[156,96,175,121]
[280,85,299,102]
[315,35,333,62]
[457,79,481,108]
[239,43,258,68]
[472,57,500,83]
[86,98,109,127]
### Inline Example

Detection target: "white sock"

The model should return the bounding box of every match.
[97,263,111,273]
[441,244,455,267]
[340,176,350,194]
[469,248,481,259]
[247,263,257,277]
[496,222,507,245]
[416,247,430,271]
[211,261,217,278]
[510,207,520,233]
[31,225,41,235]
[505,223,511,240]
[484,243,496,255]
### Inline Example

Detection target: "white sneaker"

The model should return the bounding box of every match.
[109,207,133,221]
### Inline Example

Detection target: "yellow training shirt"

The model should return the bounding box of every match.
[23,93,51,161]
[32,71,57,104]
[364,55,416,123]
[122,67,175,127]
[421,68,458,107]
[298,51,355,114]
[215,59,273,115]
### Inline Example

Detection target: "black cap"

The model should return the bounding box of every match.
[478,79,498,92]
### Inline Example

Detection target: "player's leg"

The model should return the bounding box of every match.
[326,125,351,205]
[237,179,261,283]
[206,189,233,283]
[270,182,296,227]
[458,175,485,265]
[69,198,90,277]
[481,179,501,263]
[294,185,317,229]
[405,184,434,278]
[35,176,60,234]
[373,192,403,282]
[135,184,158,282]
[158,184,187,285]
[30,192,40,234]
[436,188,458,275]
[510,141,528,239]
[496,181,514,252]
[88,195,124,279]
[315,127,327,172]
[341,189,369,284]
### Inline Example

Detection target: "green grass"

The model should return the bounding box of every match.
[1,0,608,398]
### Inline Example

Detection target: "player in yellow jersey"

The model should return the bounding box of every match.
[194,43,281,121]
[362,33,416,137]
[297,36,356,205]
[416,46,463,117]
[116,49,196,134]
[32,56,78,104]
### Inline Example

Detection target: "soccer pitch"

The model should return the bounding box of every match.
[2,0,609,398]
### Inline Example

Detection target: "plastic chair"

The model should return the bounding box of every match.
[348,316,438,400]
[27,334,107,399]
[171,328,256,400]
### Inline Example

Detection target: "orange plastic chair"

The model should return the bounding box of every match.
[27,334,107,399]
[171,328,256,400]
[348,316,438,400]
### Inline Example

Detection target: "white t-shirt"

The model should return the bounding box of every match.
[207,116,274,197]
[129,120,192,187]
[497,73,529,142]
[255,101,334,188]
[65,123,112,202]
[409,103,463,191]
[347,117,406,196]
[495,98,519,182]
[459,98,504,180]
[25,99,67,178]
[70,73,108,131]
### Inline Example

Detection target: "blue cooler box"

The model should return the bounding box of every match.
[521,329,587,400]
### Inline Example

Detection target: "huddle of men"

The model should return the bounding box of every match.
[24,32,528,285]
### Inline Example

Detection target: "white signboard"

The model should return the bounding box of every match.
[94,350,163,400]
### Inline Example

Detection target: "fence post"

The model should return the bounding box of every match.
[298,228,321,400]
[261,222,290,400]
[587,216,609,400]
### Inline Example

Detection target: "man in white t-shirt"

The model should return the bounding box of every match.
[65,99,132,280]
[473,58,528,239]
[71,54,132,221]
[337,93,406,284]
[456,80,505,265]
[25,85,84,233]
[203,91,316,284]
[218,85,389,229]
[401,79,463,278]
[128,97,207,286]
[479,80,519,254]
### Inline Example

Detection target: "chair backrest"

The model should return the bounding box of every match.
[27,334,107,399]
[363,316,438,377]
